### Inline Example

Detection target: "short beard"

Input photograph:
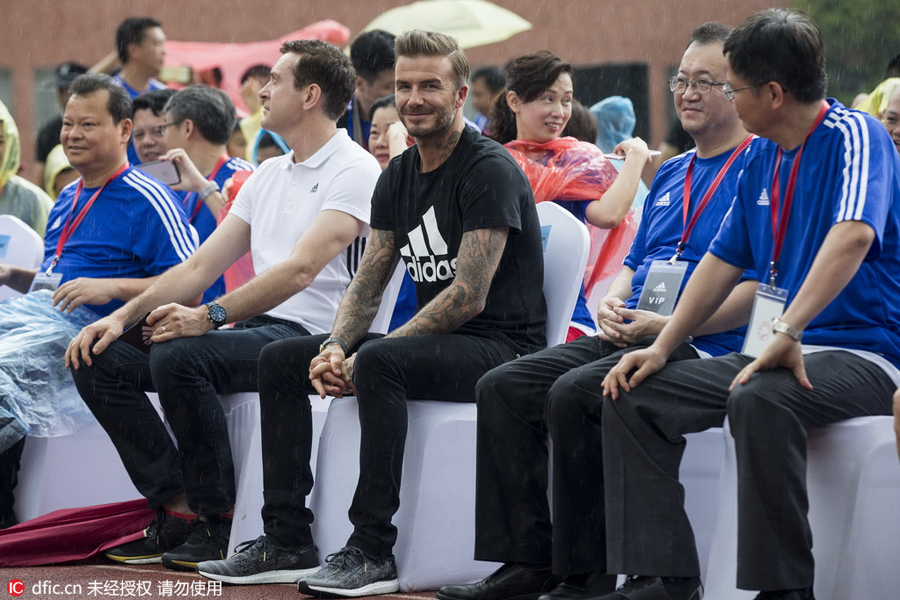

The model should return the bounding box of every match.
[402,101,456,140]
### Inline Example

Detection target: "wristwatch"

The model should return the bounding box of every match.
[206,301,227,329]
[772,318,803,342]
[319,336,347,354]
[198,180,220,201]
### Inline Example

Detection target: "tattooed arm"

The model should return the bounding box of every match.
[389,226,509,337]
[330,227,401,346]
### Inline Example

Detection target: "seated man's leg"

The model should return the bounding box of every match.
[198,333,343,585]
[439,337,617,600]
[304,334,517,597]
[546,340,701,598]
[598,354,743,599]
[72,341,191,564]
[0,437,25,529]
[727,351,894,594]
[147,319,309,571]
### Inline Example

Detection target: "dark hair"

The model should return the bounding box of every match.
[724,9,827,103]
[562,100,597,144]
[687,22,732,48]
[489,51,574,145]
[241,64,271,85]
[886,53,900,78]
[68,74,133,124]
[132,88,177,117]
[280,40,356,121]
[351,30,396,82]
[370,94,397,114]
[163,85,236,145]
[394,30,469,89]
[116,17,162,64]
[472,66,506,94]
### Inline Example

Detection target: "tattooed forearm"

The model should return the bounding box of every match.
[331,228,399,345]
[389,226,509,338]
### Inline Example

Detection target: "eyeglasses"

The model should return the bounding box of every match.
[157,120,184,132]
[722,82,760,101]
[669,77,725,95]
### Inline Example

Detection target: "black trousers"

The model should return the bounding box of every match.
[257,333,518,556]
[594,351,894,590]
[72,316,309,515]
[473,334,699,574]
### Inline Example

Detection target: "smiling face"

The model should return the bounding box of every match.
[510,71,573,143]
[675,41,736,142]
[61,91,130,178]
[132,108,169,163]
[258,52,306,137]
[395,55,465,140]
[368,104,401,169]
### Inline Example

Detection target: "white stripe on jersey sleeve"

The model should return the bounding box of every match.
[124,171,197,262]
[227,157,256,172]
[829,107,871,223]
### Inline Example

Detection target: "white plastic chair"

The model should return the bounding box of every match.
[309,203,591,591]
[0,215,45,302]
[704,416,900,600]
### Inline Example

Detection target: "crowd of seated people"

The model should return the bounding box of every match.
[2,9,900,600]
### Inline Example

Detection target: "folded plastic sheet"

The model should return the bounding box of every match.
[0,290,97,452]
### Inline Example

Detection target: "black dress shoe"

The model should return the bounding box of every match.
[437,563,561,600]
[537,572,618,600]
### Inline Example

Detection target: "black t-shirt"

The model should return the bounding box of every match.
[370,126,547,355]
[36,116,63,162]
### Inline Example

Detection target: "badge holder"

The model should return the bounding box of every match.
[27,271,63,294]
[742,283,788,357]
[637,260,688,316]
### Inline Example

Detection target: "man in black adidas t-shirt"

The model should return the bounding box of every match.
[196,30,547,593]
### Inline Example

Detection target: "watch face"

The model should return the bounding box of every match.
[208,303,226,325]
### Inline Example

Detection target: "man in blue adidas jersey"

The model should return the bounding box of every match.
[0,73,197,530]
[66,40,381,572]
[158,85,256,303]
[438,23,757,600]
[601,10,900,600]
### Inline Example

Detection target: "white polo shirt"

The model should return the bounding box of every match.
[229,129,381,334]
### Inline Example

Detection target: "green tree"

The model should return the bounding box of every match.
[793,0,898,105]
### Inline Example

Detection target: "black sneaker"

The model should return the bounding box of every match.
[754,589,815,600]
[594,576,703,600]
[298,546,399,597]
[161,514,231,571]
[105,508,191,564]
[197,535,320,585]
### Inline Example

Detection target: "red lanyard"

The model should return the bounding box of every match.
[673,135,754,262]
[185,155,228,222]
[48,163,129,274]
[768,101,830,287]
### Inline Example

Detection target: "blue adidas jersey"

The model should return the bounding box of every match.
[624,143,756,356]
[182,156,256,303]
[710,100,900,367]
[42,166,198,317]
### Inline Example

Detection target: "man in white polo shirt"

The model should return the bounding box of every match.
[66,40,381,572]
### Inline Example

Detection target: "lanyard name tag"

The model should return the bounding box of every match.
[637,260,688,316]
[28,271,63,294]
[742,283,788,357]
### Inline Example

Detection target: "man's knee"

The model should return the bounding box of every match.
[548,368,601,425]
[258,336,318,385]
[727,373,793,434]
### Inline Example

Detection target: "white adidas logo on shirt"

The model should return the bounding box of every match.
[757,188,770,206]
[655,192,671,207]
[400,206,456,283]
